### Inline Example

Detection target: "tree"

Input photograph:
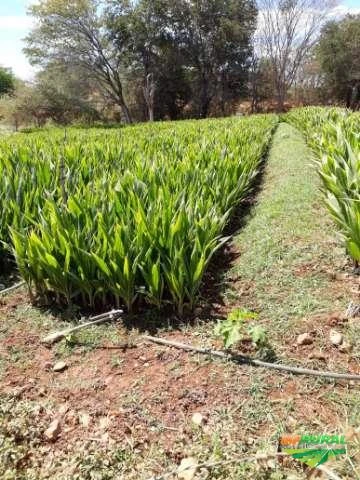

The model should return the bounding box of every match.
[24,0,133,123]
[316,14,360,109]
[0,67,15,97]
[173,0,257,118]
[0,64,101,131]
[24,0,257,122]
[107,0,193,121]
[291,52,327,105]
[107,0,176,121]
[34,63,101,124]
[248,55,274,112]
[0,82,38,131]
[153,58,192,120]
[257,0,335,111]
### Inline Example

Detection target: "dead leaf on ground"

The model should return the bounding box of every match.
[296,333,313,346]
[329,330,343,346]
[99,416,111,430]
[53,361,68,372]
[308,352,327,361]
[178,457,198,480]
[44,419,61,441]
[58,404,69,416]
[339,340,352,353]
[79,412,91,428]
[192,412,205,426]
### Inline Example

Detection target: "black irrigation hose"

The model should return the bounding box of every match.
[142,335,360,382]
[0,281,26,296]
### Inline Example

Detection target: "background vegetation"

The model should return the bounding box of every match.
[0,1,359,130]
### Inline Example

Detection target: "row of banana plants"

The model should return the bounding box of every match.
[286,107,360,265]
[0,115,277,313]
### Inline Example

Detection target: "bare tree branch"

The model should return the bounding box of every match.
[256,0,336,110]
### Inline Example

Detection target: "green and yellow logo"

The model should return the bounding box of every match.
[279,434,347,467]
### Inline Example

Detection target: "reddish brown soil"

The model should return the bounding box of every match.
[1,295,359,457]
[1,255,360,480]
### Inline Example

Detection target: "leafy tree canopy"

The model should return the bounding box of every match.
[0,67,15,97]
[24,0,257,121]
[317,14,360,105]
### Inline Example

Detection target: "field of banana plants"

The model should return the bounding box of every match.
[286,107,360,266]
[0,115,277,313]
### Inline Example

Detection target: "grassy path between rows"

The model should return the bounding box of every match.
[228,122,351,350]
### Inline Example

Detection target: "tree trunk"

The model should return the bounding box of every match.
[276,84,286,112]
[199,77,211,118]
[148,107,154,122]
[120,100,132,124]
[277,96,285,112]
[275,72,288,112]
[347,81,360,110]
[250,75,258,113]
[143,73,156,122]
[112,82,132,124]
[219,72,226,116]
[251,93,258,114]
